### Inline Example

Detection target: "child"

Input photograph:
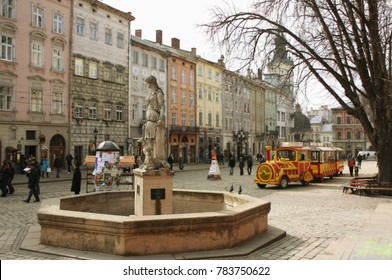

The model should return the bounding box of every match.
[354,164,359,177]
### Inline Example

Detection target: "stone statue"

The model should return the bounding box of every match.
[139,75,170,171]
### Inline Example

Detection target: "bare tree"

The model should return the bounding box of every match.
[204,0,392,182]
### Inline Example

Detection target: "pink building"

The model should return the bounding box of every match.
[0,0,72,170]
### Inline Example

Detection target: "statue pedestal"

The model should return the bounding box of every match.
[133,168,175,216]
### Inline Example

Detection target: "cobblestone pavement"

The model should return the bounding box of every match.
[1,160,389,260]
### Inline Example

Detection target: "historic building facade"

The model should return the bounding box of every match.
[196,56,224,162]
[130,30,168,157]
[0,0,72,169]
[70,0,134,162]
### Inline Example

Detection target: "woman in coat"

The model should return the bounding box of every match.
[71,165,81,195]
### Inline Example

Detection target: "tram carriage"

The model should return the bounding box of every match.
[254,144,344,189]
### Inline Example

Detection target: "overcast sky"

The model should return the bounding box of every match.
[101,0,338,110]
[101,0,252,62]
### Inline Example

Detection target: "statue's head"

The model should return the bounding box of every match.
[145,75,157,86]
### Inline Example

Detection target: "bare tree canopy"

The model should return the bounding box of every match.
[204,0,392,182]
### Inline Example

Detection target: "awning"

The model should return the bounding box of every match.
[5,146,17,152]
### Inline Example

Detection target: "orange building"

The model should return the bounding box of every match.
[166,39,197,163]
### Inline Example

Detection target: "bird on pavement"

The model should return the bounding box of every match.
[238,186,242,194]
[229,185,234,192]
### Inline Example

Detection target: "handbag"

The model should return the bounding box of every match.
[47,167,52,172]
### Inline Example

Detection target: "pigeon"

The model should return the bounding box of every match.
[238,186,242,194]
[229,185,234,192]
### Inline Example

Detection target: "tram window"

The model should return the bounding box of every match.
[311,151,319,161]
[288,150,296,161]
[300,152,306,161]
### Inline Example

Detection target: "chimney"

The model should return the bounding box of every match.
[135,29,142,38]
[171,38,180,49]
[156,30,162,44]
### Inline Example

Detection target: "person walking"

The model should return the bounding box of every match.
[246,155,253,175]
[41,158,50,178]
[178,156,184,170]
[0,160,11,197]
[167,154,174,170]
[23,159,40,203]
[228,156,235,175]
[70,164,81,195]
[66,154,73,174]
[7,161,15,194]
[54,154,63,178]
[239,156,245,176]
[348,156,356,176]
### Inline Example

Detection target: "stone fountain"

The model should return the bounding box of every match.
[36,76,282,257]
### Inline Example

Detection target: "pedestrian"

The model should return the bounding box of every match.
[7,161,15,194]
[23,159,40,203]
[0,160,11,197]
[66,153,73,174]
[348,156,355,176]
[41,158,50,178]
[356,152,363,169]
[239,156,245,176]
[259,153,266,163]
[167,154,174,170]
[20,154,26,174]
[179,156,184,170]
[70,164,81,195]
[54,154,63,178]
[228,156,235,175]
[246,155,253,175]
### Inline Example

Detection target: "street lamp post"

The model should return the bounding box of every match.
[93,128,98,155]
[237,130,246,158]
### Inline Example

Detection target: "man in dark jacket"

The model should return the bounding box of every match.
[23,160,40,203]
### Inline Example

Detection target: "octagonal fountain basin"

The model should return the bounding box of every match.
[37,189,271,256]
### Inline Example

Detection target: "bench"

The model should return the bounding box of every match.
[342,175,392,196]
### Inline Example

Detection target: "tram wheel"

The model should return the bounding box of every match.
[279,176,289,188]
[257,184,266,189]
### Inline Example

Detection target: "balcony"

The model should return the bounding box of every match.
[169,125,198,134]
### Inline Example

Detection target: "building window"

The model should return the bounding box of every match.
[171,66,177,80]
[32,6,44,28]
[198,87,203,99]
[75,58,84,76]
[89,61,97,79]
[117,32,124,49]
[0,35,14,61]
[53,13,64,34]
[1,0,15,18]
[52,47,63,71]
[142,53,148,67]
[190,92,194,107]
[105,28,112,45]
[132,75,139,91]
[181,90,186,105]
[198,65,203,76]
[30,89,43,112]
[190,72,194,86]
[151,56,157,69]
[132,50,139,64]
[337,116,342,124]
[76,17,85,36]
[207,68,212,79]
[0,85,13,110]
[89,103,97,119]
[103,66,112,81]
[103,104,111,120]
[74,102,83,118]
[208,87,212,100]
[171,88,177,104]
[182,113,186,126]
[171,112,177,125]
[26,130,36,140]
[90,22,98,40]
[216,113,220,127]
[215,92,219,102]
[115,69,123,84]
[199,112,203,126]
[159,59,164,71]
[51,91,63,114]
[181,69,186,84]
[31,42,44,67]
[116,105,123,121]
[208,112,212,126]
